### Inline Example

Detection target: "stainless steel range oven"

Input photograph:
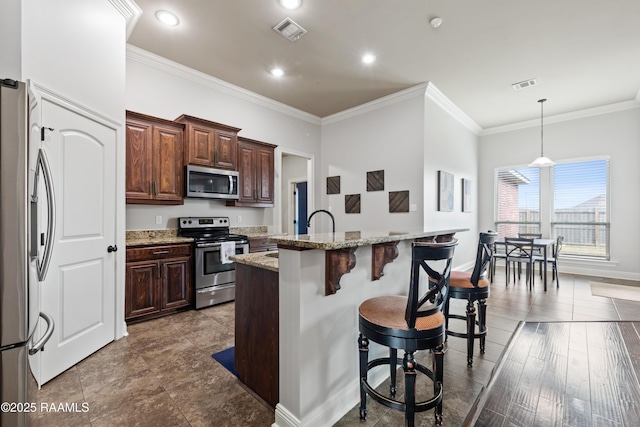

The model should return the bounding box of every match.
[178,217,249,309]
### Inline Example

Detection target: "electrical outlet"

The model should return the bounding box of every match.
[410,204,417,212]
[237,215,242,223]
[155,215,162,225]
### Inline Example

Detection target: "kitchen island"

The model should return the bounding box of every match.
[234,228,466,427]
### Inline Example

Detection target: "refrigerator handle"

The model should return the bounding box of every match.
[36,148,56,281]
[29,312,55,355]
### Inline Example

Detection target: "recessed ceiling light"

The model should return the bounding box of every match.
[271,68,285,77]
[156,10,180,26]
[362,54,376,65]
[430,17,443,28]
[279,0,302,10]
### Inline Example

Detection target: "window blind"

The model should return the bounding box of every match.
[551,158,610,259]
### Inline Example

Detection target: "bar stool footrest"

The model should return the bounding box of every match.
[362,357,442,413]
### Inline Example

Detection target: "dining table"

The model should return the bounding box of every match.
[494,237,556,291]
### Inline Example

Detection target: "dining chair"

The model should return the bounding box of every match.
[490,240,507,282]
[505,237,535,289]
[517,233,542,239]
[518,232,543,259]
[534,236,563,288]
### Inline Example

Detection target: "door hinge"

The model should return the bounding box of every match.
[40,127,54,141]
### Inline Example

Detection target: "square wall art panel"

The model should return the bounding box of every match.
[438,171,454,212]
[345,194,361,214]
[366,170,384,192]
[327,176,341,195]
[462,178,472,212]
[389,190,409,213]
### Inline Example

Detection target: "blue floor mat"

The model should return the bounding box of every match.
[212,347,238,377]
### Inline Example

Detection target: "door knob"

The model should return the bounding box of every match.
[107,245,118,253]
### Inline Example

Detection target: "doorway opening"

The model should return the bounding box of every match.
[280,152,313,235]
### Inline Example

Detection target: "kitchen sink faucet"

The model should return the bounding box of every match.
[306,209,335,233]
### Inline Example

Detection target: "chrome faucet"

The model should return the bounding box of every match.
[306,209,335,233]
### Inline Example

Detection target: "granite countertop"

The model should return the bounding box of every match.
[268,228,468,250]
[231,251,279,272]
[126,230,194,247]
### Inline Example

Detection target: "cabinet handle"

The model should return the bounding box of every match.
[149,181,153,195]
[153,250,169,255]
[153,181,157,196]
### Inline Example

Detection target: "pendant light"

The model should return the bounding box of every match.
[528,98,555,167]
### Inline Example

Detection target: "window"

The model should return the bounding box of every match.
[494,167,540,237]
[493,158,610,260]
[551,159,610,259]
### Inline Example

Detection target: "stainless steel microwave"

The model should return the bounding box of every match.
[185,165,239,200]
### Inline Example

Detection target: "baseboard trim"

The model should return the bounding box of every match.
[272,364,389,427]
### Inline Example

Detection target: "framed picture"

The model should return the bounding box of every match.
[438,171,454,212]
[462,178,472,212]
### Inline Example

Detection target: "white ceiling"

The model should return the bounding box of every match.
[127,0,640,129]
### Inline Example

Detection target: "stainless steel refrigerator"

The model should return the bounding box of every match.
[1,78,55,426]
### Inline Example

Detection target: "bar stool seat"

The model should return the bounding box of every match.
[445,231,496,367]
[360,296,445,332]
[358,240,458,427]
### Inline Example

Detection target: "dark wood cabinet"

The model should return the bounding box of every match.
[126,111,184,205]
[175,114,241,171]
[235,263,279,407]
[125,244,192,323]
[227,137,277,207]
[249,235,277,253]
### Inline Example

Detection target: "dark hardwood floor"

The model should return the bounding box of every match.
[468,321,640,426]
[31,270,640,426]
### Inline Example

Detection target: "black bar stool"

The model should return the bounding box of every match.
[444,231,496,366]
[358,239,458,426]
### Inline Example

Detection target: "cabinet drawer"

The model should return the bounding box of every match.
[127,244,192,262]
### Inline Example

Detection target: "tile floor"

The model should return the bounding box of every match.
[32,271,640,426]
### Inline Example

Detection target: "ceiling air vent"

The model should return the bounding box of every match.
[273,17,307,41]
[512,78,538,91]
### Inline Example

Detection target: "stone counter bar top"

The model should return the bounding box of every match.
[231,251,279,273]
[269,228,466,295]
[125,229,194,247]
[268,228,466,250]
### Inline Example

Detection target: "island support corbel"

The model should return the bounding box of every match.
[325,248,357,295]
[371,242,399,280]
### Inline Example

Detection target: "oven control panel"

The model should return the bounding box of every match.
[178,217,229,229]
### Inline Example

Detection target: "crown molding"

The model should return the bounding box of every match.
[424,82,482,135]
[481,98,640,136]
[321,83,430,125]
[109,0,142,39]
[126,45,322,125]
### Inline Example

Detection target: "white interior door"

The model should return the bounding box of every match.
[37,93,116,385]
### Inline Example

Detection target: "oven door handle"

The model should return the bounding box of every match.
[197,243,222,249]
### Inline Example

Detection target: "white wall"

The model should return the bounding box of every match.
[0,0,21,79]
[319,90,426,233]
[125,48,321,231]
[424,95,480,265]
[479,106,640,279]
[22,0,127,122]
[319,85,480,267]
